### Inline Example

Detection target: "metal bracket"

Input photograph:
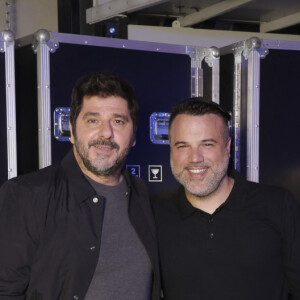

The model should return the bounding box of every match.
[0,30,14,53]
[232,37,269,61]
[204,47,220,67]
[32,29,59,53]
[187,45,220,101]
[187,46,220,67]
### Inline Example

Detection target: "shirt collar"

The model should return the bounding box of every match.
[61,149,135,204]
[176,186,199,219]
[61,149,96,204]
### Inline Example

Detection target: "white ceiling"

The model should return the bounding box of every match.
[87,0,300,35]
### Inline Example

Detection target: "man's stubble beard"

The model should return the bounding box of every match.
[74,135,134,177]
[170,154,229,198]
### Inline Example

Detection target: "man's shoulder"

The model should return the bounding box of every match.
[244,179,290,198]
[231,170,292,200]
[0,162,64,198]
[8,162,60,186]
[241,177,298,209]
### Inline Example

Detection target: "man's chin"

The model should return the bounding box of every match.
[89,158,125,176]
[90,164,117,175]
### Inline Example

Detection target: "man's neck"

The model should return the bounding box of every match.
[84,171,123,186]
[186,176,234,215]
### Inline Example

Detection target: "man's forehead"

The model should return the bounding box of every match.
[82,95,129,110]
[170,113,226,140]
[172,113,224,127]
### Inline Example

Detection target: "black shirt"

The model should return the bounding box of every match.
[0,150,161,300]
[152,171,300,300]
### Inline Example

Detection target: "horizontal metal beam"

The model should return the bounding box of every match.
[260,11,300,33]
[87,0,167,24]
[173,0,253,28]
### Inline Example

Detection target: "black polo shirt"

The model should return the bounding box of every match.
[152,171,300,300]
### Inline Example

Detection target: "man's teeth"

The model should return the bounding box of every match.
[189,169,206,174]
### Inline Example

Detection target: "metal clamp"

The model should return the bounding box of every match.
[54,107,71,141]
[32,29,59,53]
[150,112,170,145]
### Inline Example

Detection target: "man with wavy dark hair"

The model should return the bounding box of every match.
[0,73,161,299]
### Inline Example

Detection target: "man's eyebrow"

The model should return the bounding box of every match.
[202,139,218,143]
[173,139,218,146]
[81,112,130,121]
[82,112,99,119]
[112,113,130,121]
[174,141,187,146]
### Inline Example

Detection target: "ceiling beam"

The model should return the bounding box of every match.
[86,0,167,24]
[173,0,253,28]
[260,11,300,33]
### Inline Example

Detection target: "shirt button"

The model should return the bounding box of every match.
[208,218,214,223]
[90,246,96,251]
[210,233,215,239]
[92,197,98,203]
[73,296,79,300]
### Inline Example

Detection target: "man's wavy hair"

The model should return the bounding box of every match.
[70,72,139,136]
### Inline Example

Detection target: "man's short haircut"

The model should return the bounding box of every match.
[70,72,139,134]
[169,97,231,139]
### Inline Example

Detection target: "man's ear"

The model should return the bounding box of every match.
[69,122,74,144]
[226,137,231,156]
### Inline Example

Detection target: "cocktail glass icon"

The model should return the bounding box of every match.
[151,168,160,179]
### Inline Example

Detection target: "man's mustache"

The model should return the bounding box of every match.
[88,139,120,150]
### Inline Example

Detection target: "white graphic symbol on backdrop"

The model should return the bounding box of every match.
[148,165,162,182]
[126,165,140,177]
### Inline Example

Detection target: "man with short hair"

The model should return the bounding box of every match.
[0,73,161,299]
[152,98,300,300]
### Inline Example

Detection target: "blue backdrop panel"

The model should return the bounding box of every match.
[0,52,8,186]
[17,41,191,194]
[260,49,300,202]
[50,43,191,193]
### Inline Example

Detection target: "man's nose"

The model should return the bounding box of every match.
[190,147,204,163]
[98,121,113,139]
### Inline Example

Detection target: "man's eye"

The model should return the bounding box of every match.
[204,143,213,147]
[88,119,97,124]
[114,119,125,125]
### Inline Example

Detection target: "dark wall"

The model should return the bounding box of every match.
[15,45,38,174]
[260,49,300,201]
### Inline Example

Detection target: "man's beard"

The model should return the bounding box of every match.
[74,137,132,177]
[171,155,229,198]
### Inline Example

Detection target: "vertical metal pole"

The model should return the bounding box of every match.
[205,47,220,104]
[211,56,220,104]
[33,30,59,169]
[232,50,242,172]
[1,30,17,179]
[245,37,268,182]
[187,46,204,97]
[246,48,261,182]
